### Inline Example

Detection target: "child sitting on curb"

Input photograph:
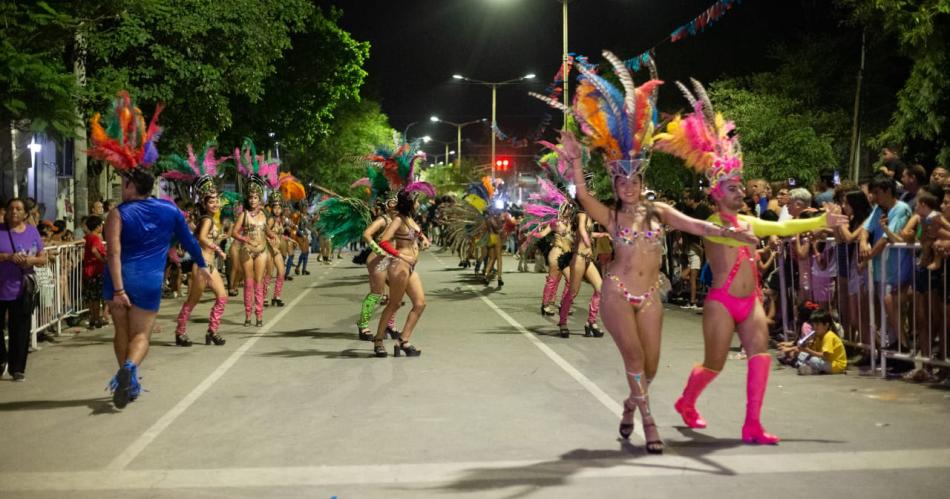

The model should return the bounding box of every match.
[778,309,848,375]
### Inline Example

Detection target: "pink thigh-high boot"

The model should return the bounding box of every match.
[208,297,227,333]
[742,354,780,444]
[273,274,284,299]
[243,279,255,319]
[175,303,195,336]
[674,364,719,428]
[254,281,265,321]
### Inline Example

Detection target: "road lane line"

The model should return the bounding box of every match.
[106,264,336,471]
[430,253,639,440]
[10,447,950,491]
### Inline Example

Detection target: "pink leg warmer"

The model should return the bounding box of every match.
[558,287,575,326]
[175,303,195,335]
[255,282,265,319]
[262,275,272,298]
[243,279,255,317]
[541,275,559,305]
[674,365,719,429]
[274,275,284,299]
[208,297,227,333]
[742,354,780,444]
[587,291,601,324]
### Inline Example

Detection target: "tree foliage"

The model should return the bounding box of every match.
[0,1,78,135]
[290,98,394,196]
[839,0,950,164]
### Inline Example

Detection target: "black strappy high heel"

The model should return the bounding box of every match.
[373,339,388,358]
[205,331,226,346]
[559,326,570,338]
[584,322,604,338]
[175,334,193,347]
[642,417,664,454]
[394,339,422,357]
[356,323,374,342]
[619,398,636,439]
[243,318,252,327]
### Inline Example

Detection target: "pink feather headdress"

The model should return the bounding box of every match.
[653,79,743,199]
[366,134,437,200]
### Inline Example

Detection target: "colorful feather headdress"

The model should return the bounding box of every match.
[365,134,436,200]
[462,176,499,214]
[160,141,228,197]
[532,51,662,180]
[88,90,164,175]
[272,172,306,204]
[234,138,279,199]
[653,79,742,199]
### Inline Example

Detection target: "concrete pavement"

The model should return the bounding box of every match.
[1,248,948,498]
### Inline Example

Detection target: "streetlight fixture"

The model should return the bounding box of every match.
[452,73,536,179]
[430,116,487,168]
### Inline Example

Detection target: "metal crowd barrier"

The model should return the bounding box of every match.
[28,241,87,348]
[772,237,948,377]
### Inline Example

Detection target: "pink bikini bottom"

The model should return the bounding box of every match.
[706,287,757,324]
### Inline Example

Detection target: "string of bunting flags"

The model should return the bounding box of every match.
[497,0,742,146]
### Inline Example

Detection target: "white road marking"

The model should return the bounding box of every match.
[430,254,640,440]
[6,448,950,491]
[106,265,335,471]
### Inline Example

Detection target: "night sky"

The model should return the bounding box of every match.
[327,0,828,156]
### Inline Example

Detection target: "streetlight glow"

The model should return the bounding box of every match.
[422,136,432,143]
[524,73,536,79]
[452,74,464,80]
[430,116,440,122]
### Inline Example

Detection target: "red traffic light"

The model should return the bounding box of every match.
[495,158,511,171]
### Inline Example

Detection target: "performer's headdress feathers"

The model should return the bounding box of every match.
[365,134,436,200]
[653,78,742,199]
[160,141,228,197]
[234,138,279,199]
[532,51,662,180]
[88,90,164,176]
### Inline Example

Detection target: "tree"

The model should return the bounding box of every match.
[839,0,950,164]
[422,158,481,196]
[700,79,840,188]
[82,0,315,152]
[290,98,394,195]
[0,1,78,135]
[223,6,369,153]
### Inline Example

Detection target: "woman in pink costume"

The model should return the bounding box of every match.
[654,79,845,445]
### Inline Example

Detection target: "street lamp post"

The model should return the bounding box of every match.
[561,0,570,130]
[403,121,420,141]
[430,116,486,168]
[452,73,535,180]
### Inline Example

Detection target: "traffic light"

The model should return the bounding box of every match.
[495,158,511,172]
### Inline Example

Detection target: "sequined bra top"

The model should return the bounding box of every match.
[244,214,266,239]
[613,221,664,251]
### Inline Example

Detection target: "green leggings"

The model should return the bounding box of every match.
[358,293,383,330]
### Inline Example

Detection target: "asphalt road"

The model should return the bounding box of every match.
[1,248,948,498]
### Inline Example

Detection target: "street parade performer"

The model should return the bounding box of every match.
[535,51,758,453]
[654,79,846,445]
[231,139,278,328]
[163,142,230,347]
[89,91,210,408]
[365,137,436,358]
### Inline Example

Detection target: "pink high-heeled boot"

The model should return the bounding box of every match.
[674,365,719,429]
[254,282,265,321]
[742,354,780,444]
[243,279,255,320]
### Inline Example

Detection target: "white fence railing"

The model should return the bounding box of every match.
[28,241,87,348]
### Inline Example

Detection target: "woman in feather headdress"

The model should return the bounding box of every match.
[365,138,436,358]
[333,166,403,342]
[536,52,757,452]
[518,152,576,316]
[89,91,211,408]
[263,171,305,307]
[654,80,844,445]
[531,148,606,339]
[164,143,231,347]
[230,138,278,327]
